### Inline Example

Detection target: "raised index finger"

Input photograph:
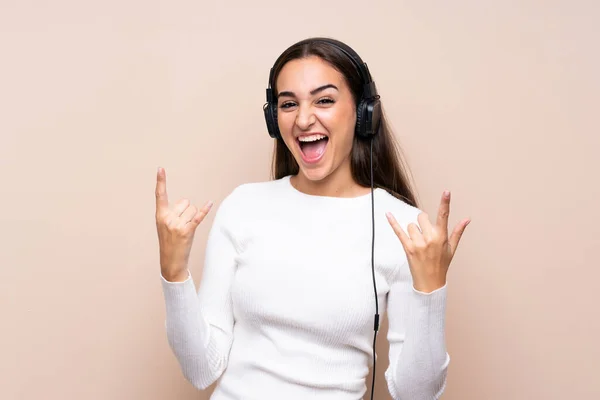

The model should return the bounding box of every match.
[155,167,169,212]
[436,190,450,233]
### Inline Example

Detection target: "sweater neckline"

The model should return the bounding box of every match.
[282,175,382,201]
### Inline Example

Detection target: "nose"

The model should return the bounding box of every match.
[294,104,316,131]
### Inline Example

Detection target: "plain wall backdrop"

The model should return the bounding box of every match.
[1,1,598,399]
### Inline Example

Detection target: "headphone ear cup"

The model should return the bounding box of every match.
[367,99,382,136]
[271,103,279,138]
[263,102,280,139]
[355,100,367,138]
[355,99,381,138]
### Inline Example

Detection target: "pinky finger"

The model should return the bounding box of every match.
[190,201,214,227]
[449,218,471,255]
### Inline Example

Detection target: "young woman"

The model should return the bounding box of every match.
[155,37,470,400]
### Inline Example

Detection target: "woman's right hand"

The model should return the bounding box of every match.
[155,167,213,282]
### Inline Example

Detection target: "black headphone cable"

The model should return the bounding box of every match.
[369,137,379,400]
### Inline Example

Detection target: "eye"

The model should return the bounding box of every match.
[279,101,296,109]
[317,98,335,105]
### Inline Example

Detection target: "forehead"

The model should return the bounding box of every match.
[276,56,346,92]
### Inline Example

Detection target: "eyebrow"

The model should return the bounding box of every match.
[277,84,339,99]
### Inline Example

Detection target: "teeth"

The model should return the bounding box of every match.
[298,134,327,142]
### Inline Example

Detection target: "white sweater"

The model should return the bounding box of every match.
[160,175,450,400]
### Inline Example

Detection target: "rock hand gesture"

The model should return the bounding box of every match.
[155,167,213,282]
[386,191,470,293]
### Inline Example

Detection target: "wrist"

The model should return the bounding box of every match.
[413,280,446,294]
[161,269,190,282]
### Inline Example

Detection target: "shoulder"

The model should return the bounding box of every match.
[224,176,288,203]
[376,188,423,228]
[231,176,288,196]
[215,176,289,217]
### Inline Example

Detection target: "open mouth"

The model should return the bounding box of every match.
[297,134,329,163]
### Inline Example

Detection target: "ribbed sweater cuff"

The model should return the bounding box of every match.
[410,283,447,337]
[412,283,447,306]
[160,271,198,315]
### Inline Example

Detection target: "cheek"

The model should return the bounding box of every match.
[276,112,293,134]
[277,111,292,132]
[276,113,298,149]
[320,108,356,144]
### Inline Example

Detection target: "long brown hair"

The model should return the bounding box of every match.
[269,38,420,208]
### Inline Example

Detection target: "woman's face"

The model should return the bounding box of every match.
[275,56,356,183]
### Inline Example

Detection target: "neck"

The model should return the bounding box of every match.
[290,160,371,198]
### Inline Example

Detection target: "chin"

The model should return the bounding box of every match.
[298,165,333,182]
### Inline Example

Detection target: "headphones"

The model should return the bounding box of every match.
[263,37,382,140]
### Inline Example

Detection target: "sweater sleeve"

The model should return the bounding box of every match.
[159,191,240,390]
[384,261,450,400]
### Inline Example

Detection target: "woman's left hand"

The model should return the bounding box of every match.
[386,191,470,293]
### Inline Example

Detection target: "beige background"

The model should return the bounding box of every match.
[1,1,598,399]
